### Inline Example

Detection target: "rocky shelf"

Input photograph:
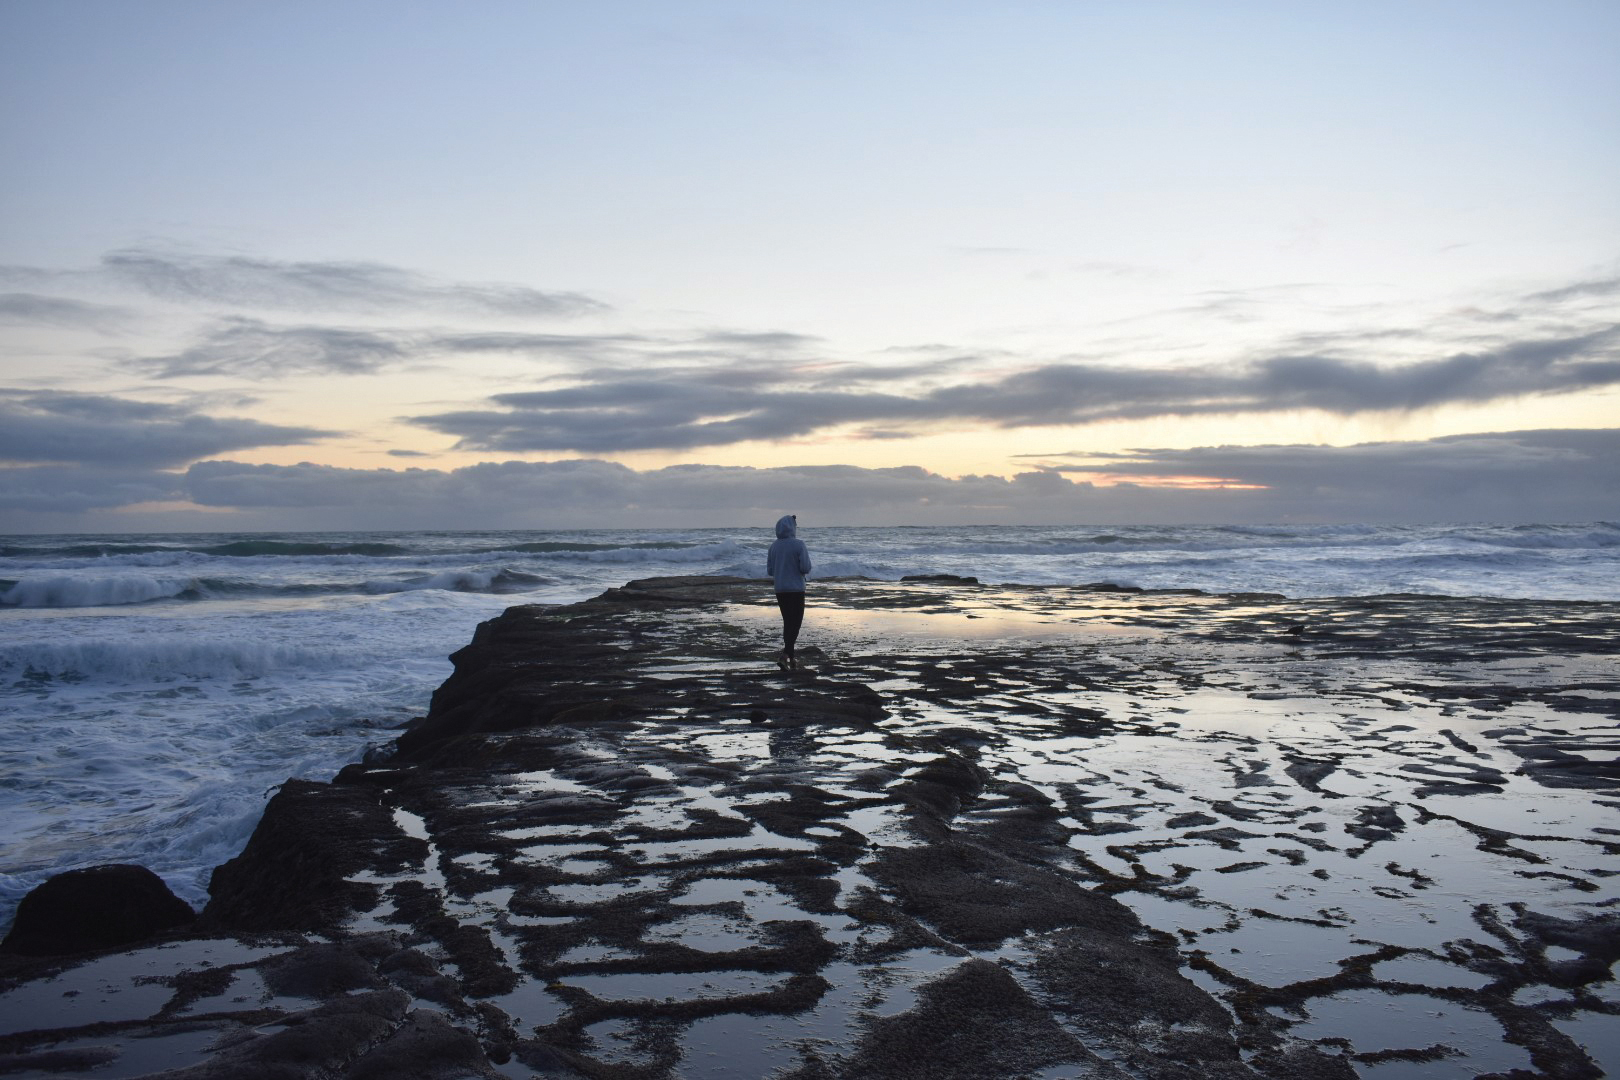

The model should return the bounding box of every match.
[3,575,1617,1079]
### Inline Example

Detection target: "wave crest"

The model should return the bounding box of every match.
[361,568,550,595]
[0,575,197,608]
[0,638,361,680]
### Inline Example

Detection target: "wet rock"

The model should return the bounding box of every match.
[347,1008,504,1079]
[960,780,1071,850]
[0,864,195,956]
[0,1045,121,1074]
[1186,825,1268,849]
[1249,1043,1359,1079]
[867,839,1138,946]
[1515,909,1620,970]
[202,779,427,933]
[161,988,412,1078]
[400,618,640,755]
[900,573,981,585]
[382,880,518,998]
[1168,811,1221,828]
[838,959,1104,1079]
[893,753,988,819]
[260,941,389,999]
[1345,805,1406,842]
[1284,757,1341,794]
[1032,925,1257,1079]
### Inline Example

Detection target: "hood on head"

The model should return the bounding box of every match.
[775,514,797,539]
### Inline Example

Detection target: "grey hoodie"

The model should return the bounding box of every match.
[766,514,812,593]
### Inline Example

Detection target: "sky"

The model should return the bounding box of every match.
[1,0,1616,532]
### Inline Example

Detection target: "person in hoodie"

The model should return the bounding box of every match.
[766,514,812,669]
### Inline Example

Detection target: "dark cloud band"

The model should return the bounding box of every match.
[0,391,334,468]
[408,326,1620,453]
[6,428,1613,525]
[171,428,1620,525]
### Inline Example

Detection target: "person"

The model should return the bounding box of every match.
[766,513,812,669]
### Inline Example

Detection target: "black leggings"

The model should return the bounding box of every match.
[776,591,805,653]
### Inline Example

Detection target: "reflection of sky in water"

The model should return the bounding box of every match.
[645,911,762,952]
[580,1017,654,1068]
[560,968,784,1002]
[1291,990,1530,1079]
[1201,915,1366,985]
[488,978,567,1031]
[556,942,639,964]
[1370,955,1494,991]
[625,828,816,863]
[718,599,1157,642]
[624,597,1604,1074]
[19,1028,222,1079]
[676,951,965,1079]
[673,876,857,940]
[1553,1012,1620,1079]
[0,939,288,1036]
[549,879,663,903]
[503,769,592,794]
[1003,679,1614,975]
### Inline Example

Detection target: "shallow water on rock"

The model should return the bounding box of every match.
[1290,989,1531,1077]
[0,939,287,1036]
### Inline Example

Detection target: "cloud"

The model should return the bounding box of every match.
[422,331,656,363]
[178,457,1071,524]
[1525,278,1620,305]
[0,465,182,513]
[0,293,132,331]
[97,250,609,318]
[415,382,921,452]
[135,317,410,378]
[0,250,608,318]
[408,326,1620,453]
[127,325,838,383]
[159,428,1620,529]
[696,331,821,350]
[0,390,334,467]
[1039,427,1620,485]
[128,324,831,382]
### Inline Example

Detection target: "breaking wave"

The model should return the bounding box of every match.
[0,539,412,560]
[0,567,553,608]
[0,638,365,681]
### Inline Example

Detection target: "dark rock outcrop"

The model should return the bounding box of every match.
[202,778,427,933]
[1,863,195,956]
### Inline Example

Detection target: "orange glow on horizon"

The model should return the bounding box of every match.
[1071,473,1270,490]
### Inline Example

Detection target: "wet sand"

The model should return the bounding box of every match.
[1,576,1616,1079]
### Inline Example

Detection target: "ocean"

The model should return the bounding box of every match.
[2,520,1617,925]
